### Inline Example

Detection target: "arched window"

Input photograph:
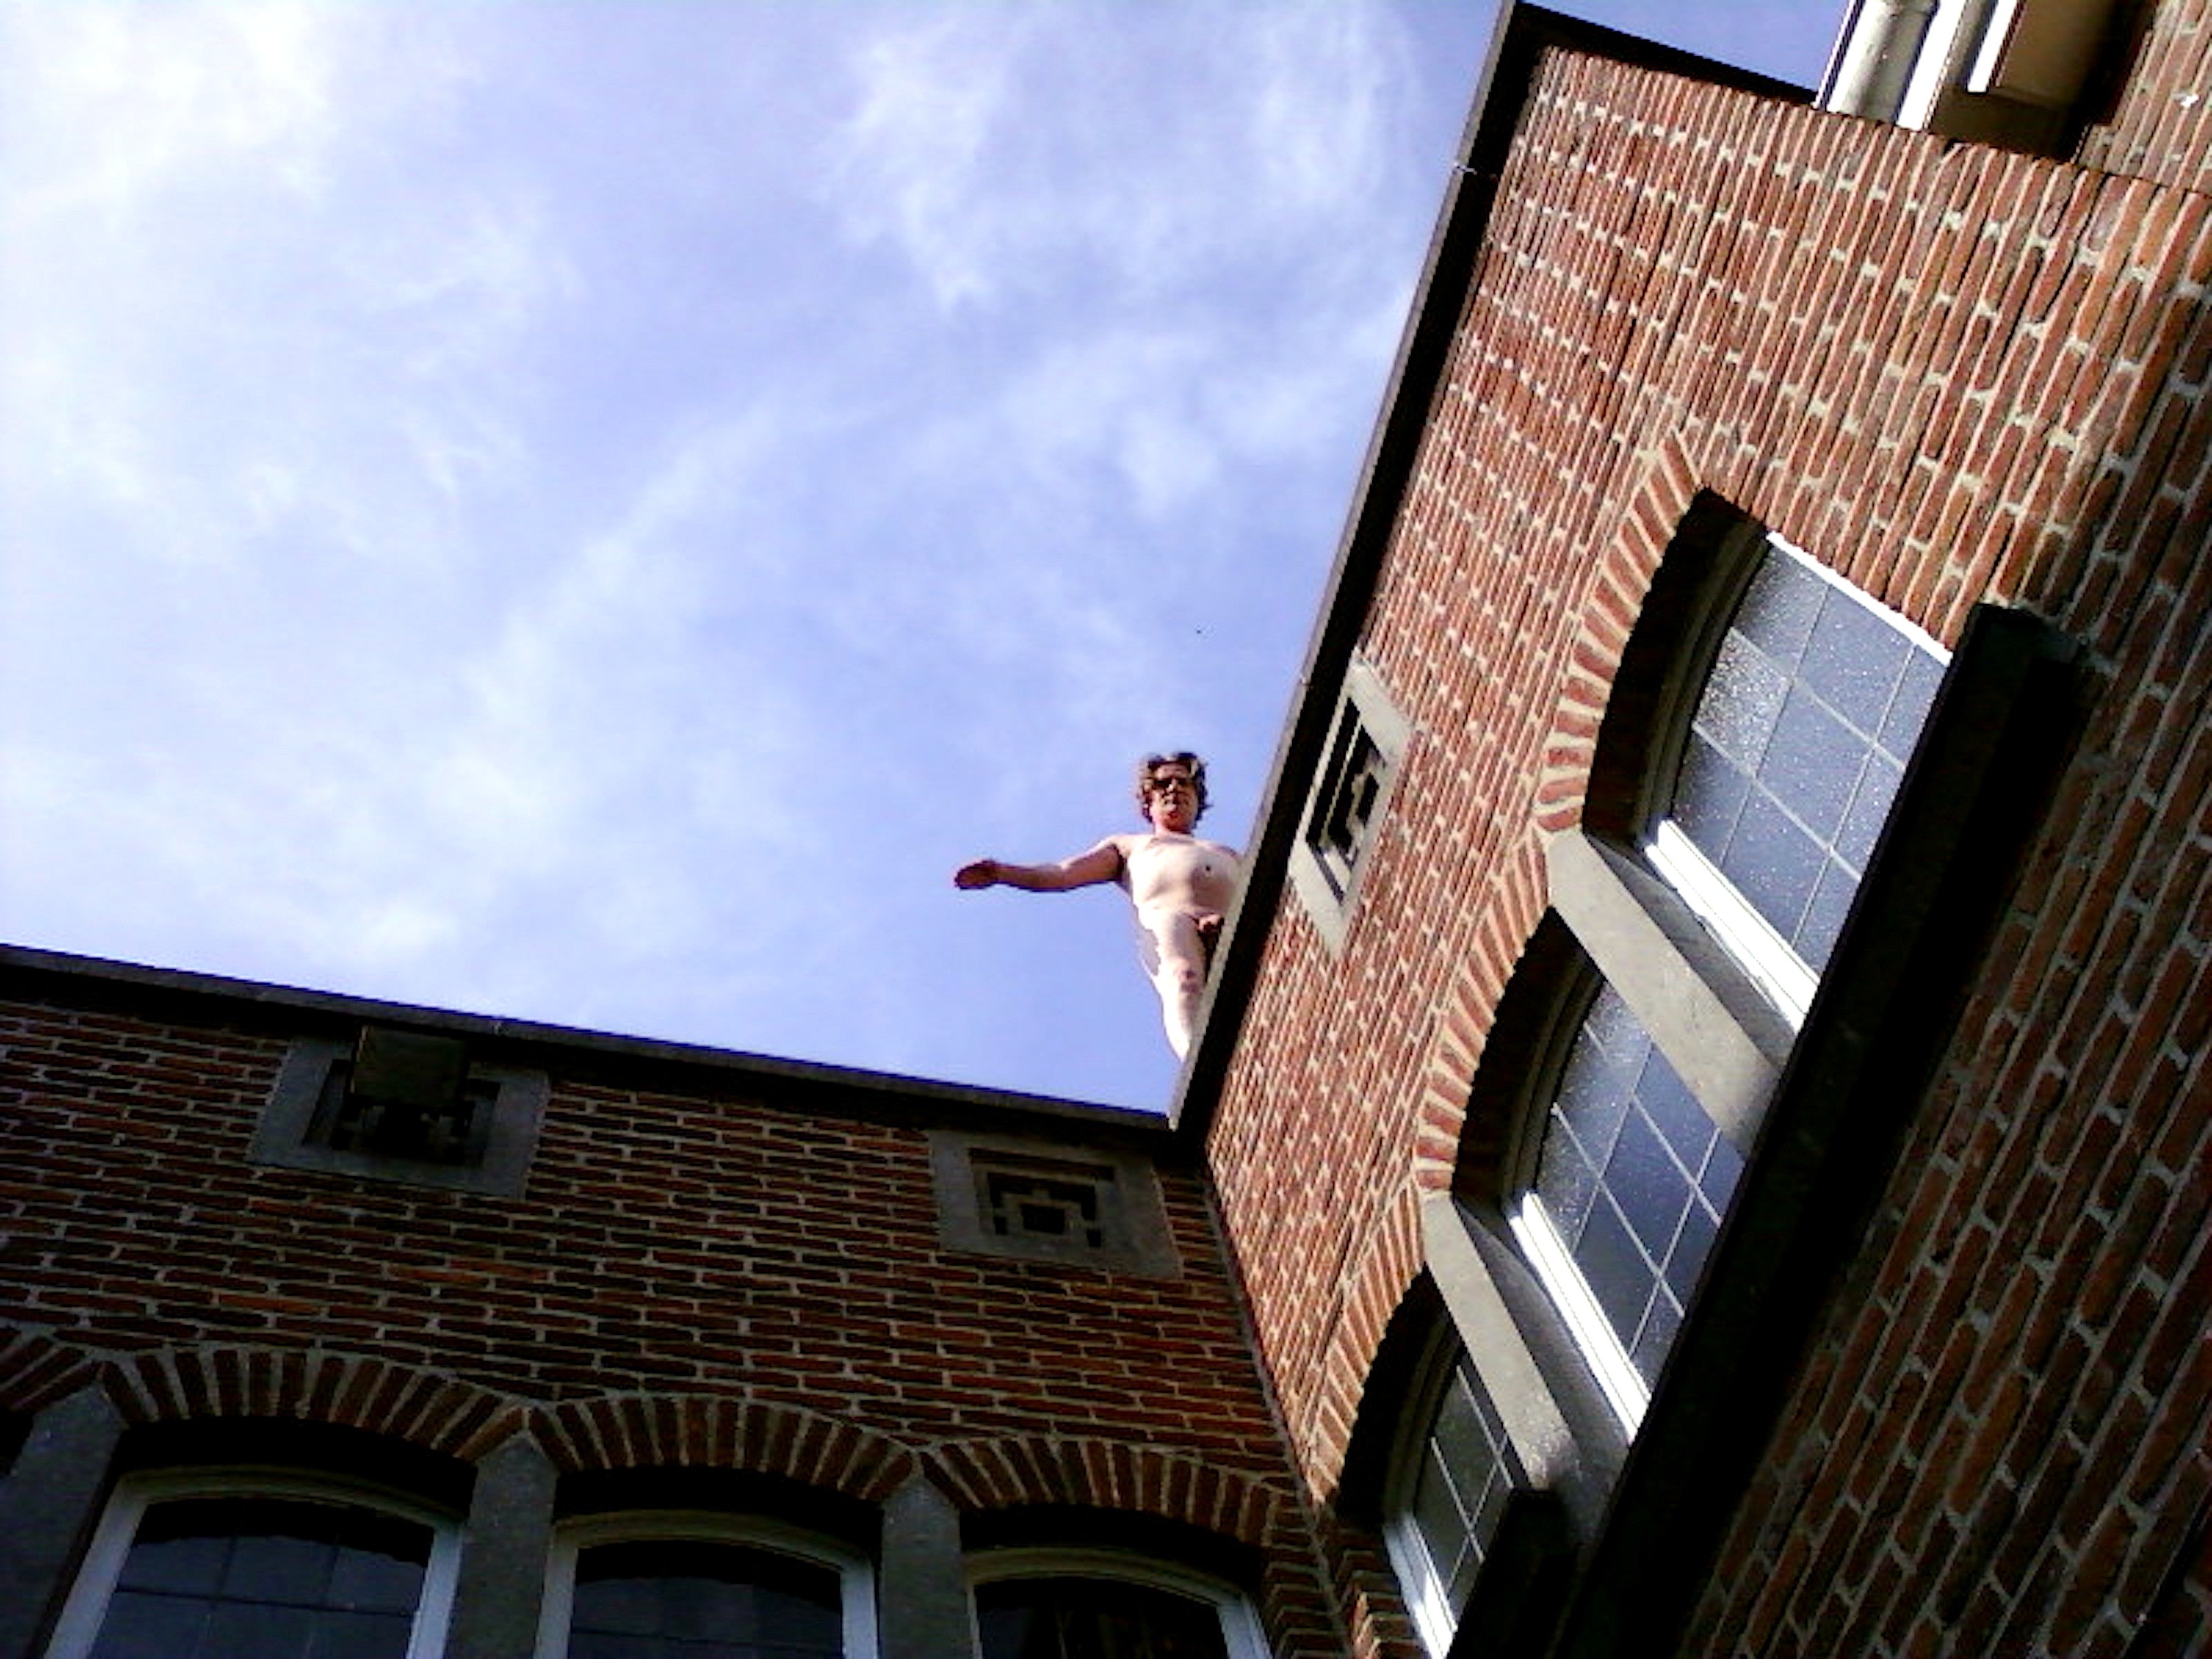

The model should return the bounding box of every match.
[1393,495,2074,1659]
[536,1512,877,1659]
[1381,1331,1527,1655]
[1647,534,1947,1023]
[969,1550,1267,1659]
[44,1471,462,1659]
[1511,977,1747,1427]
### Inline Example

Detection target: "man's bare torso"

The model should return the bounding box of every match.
[1108,832,1240,920]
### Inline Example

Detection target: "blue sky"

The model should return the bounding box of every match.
[1,0,1842,1109]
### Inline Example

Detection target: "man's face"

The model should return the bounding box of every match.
[1145,765,1199,832]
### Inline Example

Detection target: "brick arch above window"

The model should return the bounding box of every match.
[532,1393,918,1504]
[0,1327,103,1418]
[1410,838,1553,1199]
[1531,441,1711,837]
[93,1343,525,1463]
[1538,477,1768,838]
[922,1435,1299,1555]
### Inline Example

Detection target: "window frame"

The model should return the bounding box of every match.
[534,1509,879,1659]
[1635,534,1951,1029]
[43,1468,463,1659]
[1508,530,1951,1432]
[1380,1324,1533,1656]
[1404,483,2081,1655]
[966,1546,1270,1659]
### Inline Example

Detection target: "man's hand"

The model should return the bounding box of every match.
[954,859,1001,890]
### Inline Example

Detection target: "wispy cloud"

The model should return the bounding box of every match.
[822,1,1414,311]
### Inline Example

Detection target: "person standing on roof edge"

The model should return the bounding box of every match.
[954,753,1241,1060]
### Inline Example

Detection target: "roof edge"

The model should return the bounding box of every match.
[0,942,1172,1143]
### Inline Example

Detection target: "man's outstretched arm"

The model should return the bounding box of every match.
[954,841,1123,892]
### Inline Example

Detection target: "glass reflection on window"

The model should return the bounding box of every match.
[86,1497,429,1659]
[1671,544,1944,976]
[1531,984,1744,1392]
[566,1540,845,1659]
[975,1576,1229,1659]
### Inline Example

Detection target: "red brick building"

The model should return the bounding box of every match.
[3,3,2206,1657]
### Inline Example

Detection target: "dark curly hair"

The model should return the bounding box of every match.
[1134,752,1208,823]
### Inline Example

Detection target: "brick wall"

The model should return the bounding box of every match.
[1209,42,2209,1657]
[0,986,1341,1651]
[2079,0,2212,194]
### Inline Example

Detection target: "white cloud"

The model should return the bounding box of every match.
[821,0,1413,312]
[0,3,349,221]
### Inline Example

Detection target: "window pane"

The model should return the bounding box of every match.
[1800,581,1909,734]
[570,1541,843,1659]
[974,1577,1230,1659]
[1535,986,1740,1391]
[1672,542,1945,980]
[85,1592,206,1659]
[1389,1341,1524,1651]
[88,1498,429,1659]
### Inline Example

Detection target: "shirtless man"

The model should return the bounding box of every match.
[954,753,1240,1060]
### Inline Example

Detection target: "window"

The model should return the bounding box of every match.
[537,1514,877,1659]
[251,1030,548,1196]
[1408,497,2080,1653]
[1382,1333,1528,1655]
[969,1553,1266,1659]
[44,1473,461,1659]
[1517,532,1947,1430]
[1290,657,1412,948]
[1376,508,1965,1644]
[1650,538,1946,1022]
[1512,982,1746,1428]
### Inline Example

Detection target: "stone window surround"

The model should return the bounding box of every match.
[1288,656,1413,954]
[250,1032,549,1197]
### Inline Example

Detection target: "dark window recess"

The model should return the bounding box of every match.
[1311,723,1389,898]
[306,1032,497,1168]
[253,1031,547,1196]
[977,1157,1116,1251]
[569,1540,843,1659]
[975,1577,1229,1659]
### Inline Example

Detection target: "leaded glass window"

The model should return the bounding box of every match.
[1518,984,1746,1425]
[77,1496,433,1659]
[1654,537,1946,1020]
[1385,1340,1524,1655]
[1521,534,1947,1428]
